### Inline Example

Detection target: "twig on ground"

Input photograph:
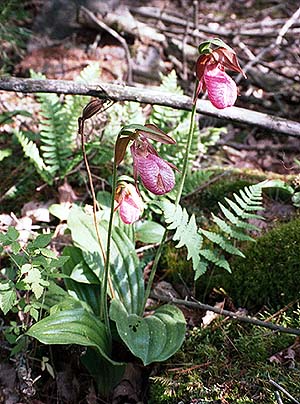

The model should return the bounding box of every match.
[80,6,133,85]
[274,391,284,404]
[275,6,300,46]
[151,292,300,336]
[265,300,299,323]
[130,6,300,38]
[1,77,300,137]
[269,379,300,404]
[236,5,300,83]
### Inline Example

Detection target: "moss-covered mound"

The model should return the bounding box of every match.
[199,217,300,310]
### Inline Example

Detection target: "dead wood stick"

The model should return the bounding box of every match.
[237,6,300,83]
[0,77,300,137]
[151,292,300,336]
[130,6,299,38]
[80,6,133,85]
[269,379,300,404]
[275,5,300,46]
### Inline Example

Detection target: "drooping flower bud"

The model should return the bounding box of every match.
[131,140,175,195]
[115,183,144,224]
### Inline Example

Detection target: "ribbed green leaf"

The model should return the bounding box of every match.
[135,221,165,244]
[62,246,101,315]
[110,299,186,366]
[68,205,144,315]
[27,306,119,365]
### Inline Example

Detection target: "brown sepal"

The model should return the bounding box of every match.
[213,48,247,78]
[115,136,131,166]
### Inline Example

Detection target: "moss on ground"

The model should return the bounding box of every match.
[149,308,300,403]
[197,217,300,311]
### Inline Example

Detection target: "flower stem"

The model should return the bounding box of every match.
[100,144,118,339]
[141,99,197,313]
[175,102,197,205]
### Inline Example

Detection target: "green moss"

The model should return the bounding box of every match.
[198,218,300,311]
[186,176,256,216]
[148,312,300,403]
[159,243,194,284]
[184,171,293,218]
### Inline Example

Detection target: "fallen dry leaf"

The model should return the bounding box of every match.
[21,201,53,223]
[269,337,300,368]
[201,301,225,328]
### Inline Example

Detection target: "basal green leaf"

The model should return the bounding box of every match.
[62,246,101,316]
[260,179,294,194]
[110,299,186,366]
[27,306,119,365]
[81,348,125,396]
[135,221,165,244]
[68,205,144,315]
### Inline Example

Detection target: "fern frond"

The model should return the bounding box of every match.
[150,70,185,133]
[62,62,101,147]
[211,214,255,241]
[200,229,245,257]
[182,170,213,196]
[30,65,101,179]
[160,199,203,270]
[14,129,52,183]
[195,259,209,280]
[199,249,231,272]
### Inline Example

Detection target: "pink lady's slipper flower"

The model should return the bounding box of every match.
[115,183,144,224]
[115,123,177,196]
[195,40,246,109]
[130,139,176,195]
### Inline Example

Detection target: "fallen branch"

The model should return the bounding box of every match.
[79,6,133,84]
[269,379,300,404]
[1,77,300,137]
[151,292,300,336]
[130,6,300,38]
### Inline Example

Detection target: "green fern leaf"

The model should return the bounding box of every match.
[233,192,262,211]
[14,129,52,183]
[199,249,231,272]
[211,214,255,241]
[224,197,264,220]
[200,229,245,257]
[160,200,203,270]
[218,202,239,225]
[195,260,209,280]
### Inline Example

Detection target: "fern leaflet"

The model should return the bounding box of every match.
[160,181,271,279]
[160,200,203,270]
[14,129,52,183]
